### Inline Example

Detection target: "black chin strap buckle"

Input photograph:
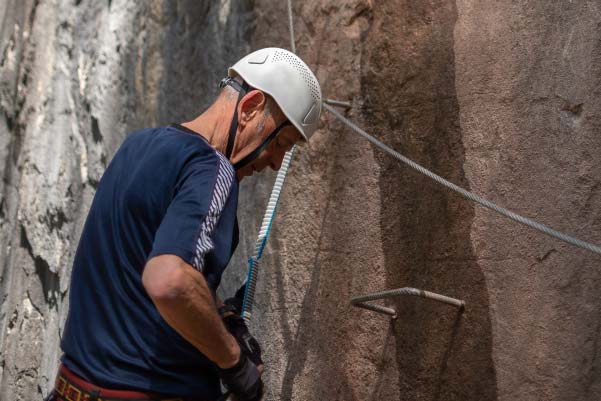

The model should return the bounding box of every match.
[220,77,246,92]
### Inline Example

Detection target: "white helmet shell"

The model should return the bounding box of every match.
[228,48,322,141]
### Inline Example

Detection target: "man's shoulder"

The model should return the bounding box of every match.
[121,126,214,163]
[161,125,235,181]
[116,125,236,187]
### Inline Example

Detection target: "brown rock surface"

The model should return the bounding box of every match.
[1,1,600,400]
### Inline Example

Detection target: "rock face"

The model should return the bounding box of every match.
[1,1,600,400]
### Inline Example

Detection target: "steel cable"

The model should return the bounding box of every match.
[287,0,296,54]
[324,103,601,256]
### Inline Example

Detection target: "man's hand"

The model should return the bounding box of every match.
[221,298,263,367]
[222,313,263,366]
[218,355,263,401]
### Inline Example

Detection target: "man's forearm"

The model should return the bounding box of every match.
[143,255,240,368]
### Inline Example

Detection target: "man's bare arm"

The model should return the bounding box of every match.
[142,254,240,369]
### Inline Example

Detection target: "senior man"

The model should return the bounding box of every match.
[45,48,322,401]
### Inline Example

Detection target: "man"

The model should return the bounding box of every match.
[45,47,322,401]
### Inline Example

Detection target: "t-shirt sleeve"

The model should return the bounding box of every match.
[148,153,236,272]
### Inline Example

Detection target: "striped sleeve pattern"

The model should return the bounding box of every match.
[192,152,235,272]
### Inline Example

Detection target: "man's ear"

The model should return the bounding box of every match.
[238,90,267,126]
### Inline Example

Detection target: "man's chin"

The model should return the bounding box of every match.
[236,167,254,181]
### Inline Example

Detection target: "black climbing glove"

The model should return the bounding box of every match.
[219,294,244,317]
[221,297,263,366]
[222,284,247,314]
[218,355,263,401]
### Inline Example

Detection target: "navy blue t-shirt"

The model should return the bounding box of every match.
[60,124,239,398]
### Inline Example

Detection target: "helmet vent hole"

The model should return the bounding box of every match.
[272,50,321,102]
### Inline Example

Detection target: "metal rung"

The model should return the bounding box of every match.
[324,98,352,109]
[351,287,465,319]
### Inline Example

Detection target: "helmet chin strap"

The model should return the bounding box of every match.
[223,77,250,160]
[221,77,291,171]
[233,120,291,171]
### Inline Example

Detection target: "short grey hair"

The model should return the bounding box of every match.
[220,77,277,118]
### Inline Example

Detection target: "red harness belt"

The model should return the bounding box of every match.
[53,364,208,401]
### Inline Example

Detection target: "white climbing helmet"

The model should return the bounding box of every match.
[228,47,322,141]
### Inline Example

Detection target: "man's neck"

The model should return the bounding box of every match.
[182,100,234,156]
